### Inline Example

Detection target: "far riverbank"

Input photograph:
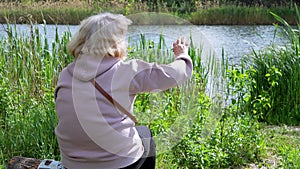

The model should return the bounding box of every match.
[0,1,297,25]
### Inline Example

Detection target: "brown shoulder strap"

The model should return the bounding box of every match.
[90,79,138,124]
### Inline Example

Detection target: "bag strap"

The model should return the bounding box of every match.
[90,79,138,125]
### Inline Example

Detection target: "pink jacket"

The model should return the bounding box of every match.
[54,53,193,169]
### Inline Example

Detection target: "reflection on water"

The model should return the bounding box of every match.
[128,25,288,64]
[0,24,288,64]
[200,25,288,63]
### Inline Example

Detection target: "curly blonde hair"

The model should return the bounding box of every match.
[67,13,132,59]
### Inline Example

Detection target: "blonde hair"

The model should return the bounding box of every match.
[67,13,132,59]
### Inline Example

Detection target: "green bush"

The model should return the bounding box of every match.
[171,61,265,168]
[242,5,300,125]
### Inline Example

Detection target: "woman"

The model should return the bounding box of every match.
[54,12,193,169]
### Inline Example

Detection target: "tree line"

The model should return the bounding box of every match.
[2,0,299,13]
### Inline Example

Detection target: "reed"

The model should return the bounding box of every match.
[191,5,297,25]
[242,5,300,125]
[0,23,72,165]
[2,7,94,25]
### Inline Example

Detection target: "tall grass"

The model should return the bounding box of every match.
[2,8,94,25]
[0,22,72,165]
[191,5,297,25]
[241,5,300,125]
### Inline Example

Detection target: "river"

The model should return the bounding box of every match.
[0,24,289,64]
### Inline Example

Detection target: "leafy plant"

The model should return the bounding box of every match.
[241,5,300,125]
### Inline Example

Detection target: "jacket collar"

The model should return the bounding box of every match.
[67,54,120,81]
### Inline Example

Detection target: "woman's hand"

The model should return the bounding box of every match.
[173,37,190,58]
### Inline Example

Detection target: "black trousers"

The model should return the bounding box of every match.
[120,126,156,169]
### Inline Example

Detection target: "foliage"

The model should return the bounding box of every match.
[190,6,297,25]
[140,0,197,13]
[221,0,298,7]
[173,113,264,168]
[170,56,265,168]
[241,5,300,125]
[0,22,72,165]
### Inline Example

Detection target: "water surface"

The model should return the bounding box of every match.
[0,24,288,64]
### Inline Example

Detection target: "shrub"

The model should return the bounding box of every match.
[242,5,300,125]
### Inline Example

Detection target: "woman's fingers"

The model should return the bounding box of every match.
[173,38,180,46]
[172,37,190,57]
[174,37,189,46]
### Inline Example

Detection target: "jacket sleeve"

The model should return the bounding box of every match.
[129,53,193,94]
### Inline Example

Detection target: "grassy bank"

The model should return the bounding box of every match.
[190,6,297,25]
[259,125,300,168]
[0,1,298,25]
